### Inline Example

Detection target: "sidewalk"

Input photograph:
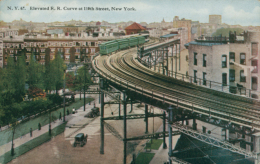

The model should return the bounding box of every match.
[0,118,65,157]
[0,94,103,158]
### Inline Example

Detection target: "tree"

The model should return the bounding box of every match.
[212,28,244,37]
[3,56,26,103]
[27,52,44,91]
[44,51,66,94]
[52,51,66,94]
[73,65,92,100]
[13,56,26,102]
[66,72,76,89]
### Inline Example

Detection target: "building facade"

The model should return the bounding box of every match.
[0,29,19,67]
[2,35,116,67]
[209,15,222,24]
[185,31,260,99]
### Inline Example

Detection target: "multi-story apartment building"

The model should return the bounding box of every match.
[185,31,260,99]
[0,29,19,67]
[2,35,117,67]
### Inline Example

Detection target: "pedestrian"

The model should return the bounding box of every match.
[59,112,62,120]
[38,123,41,130]
[30,128,33,137]
[67,109,69,115]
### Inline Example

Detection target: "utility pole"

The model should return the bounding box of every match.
[63,69,66,122]
[84,53,86,111]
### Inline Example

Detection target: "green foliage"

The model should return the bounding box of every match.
[66,71,75,89]
[0,122,67,164]
[46,94,63,105]
[135,152,155,164]
[73,65,92,91]
[43,51,66,93]
[212,28,244,37]
[146,139,163,150]
[27,52,44,89]
[2,56,26,103]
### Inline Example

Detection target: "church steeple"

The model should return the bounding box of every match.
[162,18,165,23]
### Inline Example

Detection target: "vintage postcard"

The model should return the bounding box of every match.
[0,0,260,164]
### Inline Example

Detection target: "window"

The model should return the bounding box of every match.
[86,49,88,53]
[194,70,197,83]
[222,73,227,86]
[222,55,227,68]
[91,48,95,53]
[75,55,79,59]
[229,52,235,64]
[194,52,197,65]
[240,70,246,82]
[203,54,206,67]
[91,42,95,46]
[66,49,69,53]
[252,77,257,90]
[229,69,235,82]
[76,48,80,53]
[251,60,258,73]
[240,53,246,65]
[85,42,88,46]
[252,43,258,56]
[41,55,45,59]
[203,72,207,85]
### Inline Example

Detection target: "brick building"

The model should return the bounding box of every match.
[2,35,115,67]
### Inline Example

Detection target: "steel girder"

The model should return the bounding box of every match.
[125,131,180,141]
[171,122,257,159]
[103,113,164,120]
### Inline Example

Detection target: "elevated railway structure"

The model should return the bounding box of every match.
[92,40,260,164]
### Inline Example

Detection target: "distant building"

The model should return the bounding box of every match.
[173,16,192,42]
[125,22,146,35]
[209,15,222,24]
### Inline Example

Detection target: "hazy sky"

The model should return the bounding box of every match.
[0,0,260,26]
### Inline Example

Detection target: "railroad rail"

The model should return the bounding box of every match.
[92,43,260,159]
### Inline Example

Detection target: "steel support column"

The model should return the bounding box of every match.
[145,104,149,134]
[179,43,181,71]
[175,44,177,73]
[168,124,173,159]
[253,134,260,164]
[192,118,197,130]
[171,46,173,77]
[123,91,127,164]
[166,47,168,76]
[226,129,229,141]
[119,94,121,118]
[100,78,105,154]
[162,48,165,75]
[163,111,167,149]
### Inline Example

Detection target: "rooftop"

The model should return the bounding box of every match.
[125,22,146,30]
[160,34,177,38]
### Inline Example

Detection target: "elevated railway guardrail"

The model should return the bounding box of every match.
[92,42,260,159]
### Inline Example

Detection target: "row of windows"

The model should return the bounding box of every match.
[193,52,247,68]
[193,70,207,85]
[193,69,247,86]
[229,69,246,82]
[194,53,207,67]
[229,52,246,65]
[4,41,98,48]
